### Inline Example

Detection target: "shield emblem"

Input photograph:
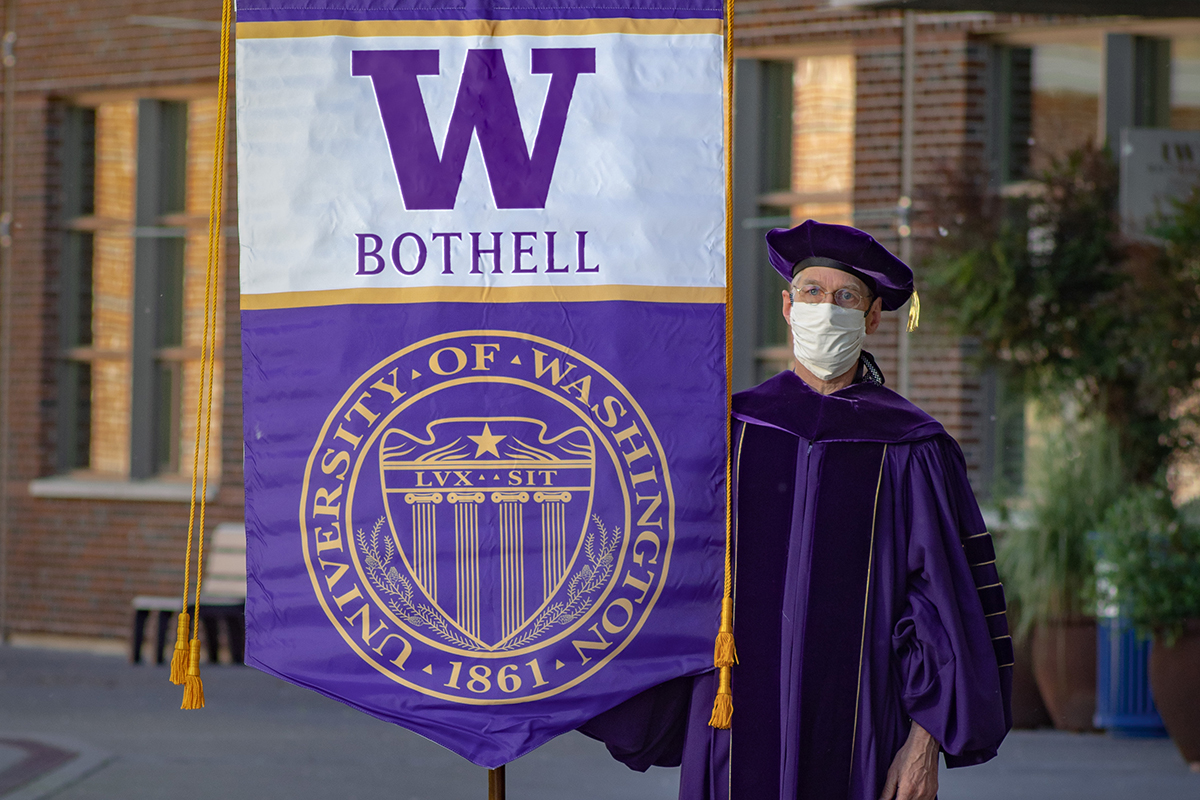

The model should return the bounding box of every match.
[378,417,596,650]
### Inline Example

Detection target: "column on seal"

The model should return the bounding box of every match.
[493,491,529,639]
[448,490,484,640]
[536,491,572,601]
[403,491,442,600]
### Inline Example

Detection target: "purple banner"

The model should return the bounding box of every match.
[242,303,725,765]
[237,0,727,767]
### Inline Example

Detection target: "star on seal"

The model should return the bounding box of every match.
[467,423,506,457]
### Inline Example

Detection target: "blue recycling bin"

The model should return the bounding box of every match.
[1094,616,1167,737]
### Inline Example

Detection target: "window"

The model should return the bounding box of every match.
[994,34,1189,177]
[977,366,1027,505]
[734,56,857,385]
[1131,36,1171,129]
[789,56,855,228]
[1030,43,1100,176]
[988,45,1033,185]
[59,107,96,472]
[753,60,796,383]
[991,39,1107,182]
[55,94,223,484]
[1103,34,1173,145]
[1170,36,1200,130]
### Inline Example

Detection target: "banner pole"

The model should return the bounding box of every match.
[487,766,506,800]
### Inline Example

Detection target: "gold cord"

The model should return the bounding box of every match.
[710,0,736,731]
[180,0,233,710]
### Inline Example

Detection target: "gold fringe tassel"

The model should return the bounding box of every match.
[181,639,205,710]
[713,597,737,668]
[708,664,733,729]
[174,0,230,708]
[709,597,736,728]
[168,611,190,685]
[907,290,921,332]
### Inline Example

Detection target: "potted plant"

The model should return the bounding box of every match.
[1094,488,1200,769]
[998,417,1124,731]
[923,150,1200,733]
[999,594,1054,730]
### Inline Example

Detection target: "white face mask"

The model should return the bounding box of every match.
[789,302,866,381]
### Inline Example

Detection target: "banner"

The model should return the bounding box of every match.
[236,0,727,767]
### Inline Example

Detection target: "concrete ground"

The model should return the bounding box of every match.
[1,642,1197,800]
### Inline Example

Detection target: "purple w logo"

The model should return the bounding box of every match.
[352,48,596,210]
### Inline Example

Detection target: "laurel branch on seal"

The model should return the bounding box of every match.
[356,513,622,652]
[496,514,619,650]
[357,518,478,651]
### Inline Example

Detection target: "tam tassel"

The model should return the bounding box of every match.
[168,611,190,685]
[907,290,920,332]
[181,638,205,710]
[713,597,737,668]
[708,665,733,729]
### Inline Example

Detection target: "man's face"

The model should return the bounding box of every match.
[781,266,883,335]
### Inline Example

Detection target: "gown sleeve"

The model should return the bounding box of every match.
[575,675,695,771]
[891,437,1013,768]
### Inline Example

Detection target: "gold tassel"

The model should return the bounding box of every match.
[708,665,733,729]
[181,638,205,710]
[907,290,921,332]
[168,611,190,685]
[708,591,736,731]
[713,597,737,668]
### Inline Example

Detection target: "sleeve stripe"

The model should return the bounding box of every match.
[992,636,1016,664]
[985,610,1006,617]
[970,559,996,567]
[976,581,1002,590]
[977,585,1008,614]
[965,532,990,540]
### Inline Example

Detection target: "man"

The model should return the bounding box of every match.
[581,220,1013,800]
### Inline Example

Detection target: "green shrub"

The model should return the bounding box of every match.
[1093,486,1200,644]
[998,417,1125,639]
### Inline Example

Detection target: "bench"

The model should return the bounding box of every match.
[131,522,246,665]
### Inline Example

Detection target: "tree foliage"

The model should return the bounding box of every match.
[923,145,1200,483]
[998,417,1125,636]
[1092,485,1200,643]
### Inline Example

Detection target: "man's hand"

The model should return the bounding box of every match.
[878,721,939,800]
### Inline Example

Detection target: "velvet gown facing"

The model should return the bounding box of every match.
[581,369,1013,800]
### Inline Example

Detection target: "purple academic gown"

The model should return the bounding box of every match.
[581,369,1013,800]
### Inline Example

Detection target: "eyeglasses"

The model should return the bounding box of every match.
[790,283,869,310]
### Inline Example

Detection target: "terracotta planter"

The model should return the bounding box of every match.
[1031,619,1097,732]
[1011,633,1053,729]
[1149,621,1200,769]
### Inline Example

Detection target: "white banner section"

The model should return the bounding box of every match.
[236,29,724,299]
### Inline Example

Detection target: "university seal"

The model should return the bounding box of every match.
[300,330,675,704]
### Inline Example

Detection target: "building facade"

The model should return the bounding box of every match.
[729,1,1200,500]
[1,1,1198,641]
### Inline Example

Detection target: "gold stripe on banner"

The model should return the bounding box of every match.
[236,18,723,39]
[241,284,725,310]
